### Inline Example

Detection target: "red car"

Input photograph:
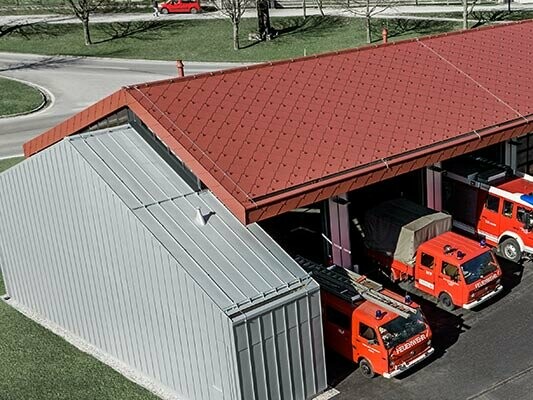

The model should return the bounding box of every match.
[158,0,201,14]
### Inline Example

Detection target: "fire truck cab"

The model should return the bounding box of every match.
[442,156,533,262]
[296,256,434,379]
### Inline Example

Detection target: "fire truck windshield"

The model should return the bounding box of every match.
[460,252,497,285]
[379,310,426,350]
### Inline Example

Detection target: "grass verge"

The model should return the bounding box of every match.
[0,17,462,62]
[0,77,44,117]
[0,158,159,400]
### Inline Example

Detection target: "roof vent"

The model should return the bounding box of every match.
[195,207,206,226]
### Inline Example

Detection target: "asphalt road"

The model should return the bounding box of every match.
[0,53,240,158]
[328,256,533,400]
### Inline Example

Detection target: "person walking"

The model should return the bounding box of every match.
[152,0,160,16]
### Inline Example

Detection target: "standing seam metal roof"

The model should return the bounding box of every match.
[67,125,314,315]
[24,20,533,224]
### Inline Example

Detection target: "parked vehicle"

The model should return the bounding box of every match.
[159,0,200,14]
[442,156,533,262]
[295,256,434,379]
[362,198,503,311]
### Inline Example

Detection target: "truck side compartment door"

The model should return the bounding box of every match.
[323,306,352,360]
[414,252,436,296]
[478,194,501,243]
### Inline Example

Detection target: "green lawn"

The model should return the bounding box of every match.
[0,17,462,62]
[0,158,159,400]
[0,77,44,117]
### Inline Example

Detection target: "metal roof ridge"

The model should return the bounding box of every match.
[125,20,533,92]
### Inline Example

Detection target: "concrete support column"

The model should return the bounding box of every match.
[505,140,518,170]
[426,163,442,211]
[328,194,352,270]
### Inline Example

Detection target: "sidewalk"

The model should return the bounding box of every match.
[1,3,533,26]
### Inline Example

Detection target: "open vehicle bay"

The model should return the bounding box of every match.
[327,256,532,400]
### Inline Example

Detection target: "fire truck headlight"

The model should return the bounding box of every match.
[470,291,476,299]
[496,278,501,285]
[427,339,431,347]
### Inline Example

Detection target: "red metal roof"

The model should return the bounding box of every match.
[24,20,533,224]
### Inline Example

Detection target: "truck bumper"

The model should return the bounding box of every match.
[463,284,503,310]
[382,347,434,379]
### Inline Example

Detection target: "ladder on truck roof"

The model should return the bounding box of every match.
[295,256,417,319]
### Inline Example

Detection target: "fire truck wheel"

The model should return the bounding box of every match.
[359,358,375,378]
[438,292,455,312]
[499,238,522,262]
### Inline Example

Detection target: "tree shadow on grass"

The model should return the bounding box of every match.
[384,19,458,40]
[94,20,172,44]
[273,16,349,39]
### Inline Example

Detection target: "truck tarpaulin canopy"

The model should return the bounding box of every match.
[362,198,452,266]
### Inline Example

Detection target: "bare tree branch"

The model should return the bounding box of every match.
[340,0,400,43]
[217,0,255,50]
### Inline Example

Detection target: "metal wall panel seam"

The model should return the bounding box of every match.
[183,275,203,398]
[269,309,283,400]
[144,237,168,384]
[127,221,155,376]
[244,316,258,400]
[304,294,318,394]
[66,147,101,345]
[121,130,194,197]
[66,153,101,346]
[257,315,270,399]
[109,205,139,369]
[177,195,276,291]
[134,222,159,379]
[198,288,218,398]
[190,279,210,400]
[0,171,20,301]
[158,200,257,296]
[294,297,308,398]
[78,154,111,353]
[86,135,154,205]
[282,305,295,400]
[66,143,101,342]
[200,194,301,284]
[311,290,327,396]
[10,163,37,313]
[124,220,151,372]
[170,264,191,396]
[20,159,50,320]
[89,160,120,355]
[105,132,171,201]
[204,296,225,399]
[194,194,296,286]
[39,146,73,332]
[158,254,180,392]
[151,249,173,389]
[142,204,237,305]
[71,139,142,209]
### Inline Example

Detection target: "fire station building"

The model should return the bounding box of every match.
[1,19,533,400]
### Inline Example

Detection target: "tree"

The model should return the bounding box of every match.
[65,0,113,45]
[219,0,254,50]
[462,0,480,29]
[343,0,399,43]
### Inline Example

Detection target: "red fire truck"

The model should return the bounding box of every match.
[296,256,434,379]
[442,156,533,262]
[362,198,503,311]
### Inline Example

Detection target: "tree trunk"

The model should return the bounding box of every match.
[303,0,307,19]
[233,21,240,50]
[463,0,468,29]
[366,15,371,43]
[317,0,324,16]
[82,16,92,45]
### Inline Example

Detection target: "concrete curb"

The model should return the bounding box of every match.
[0,75,53,119]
